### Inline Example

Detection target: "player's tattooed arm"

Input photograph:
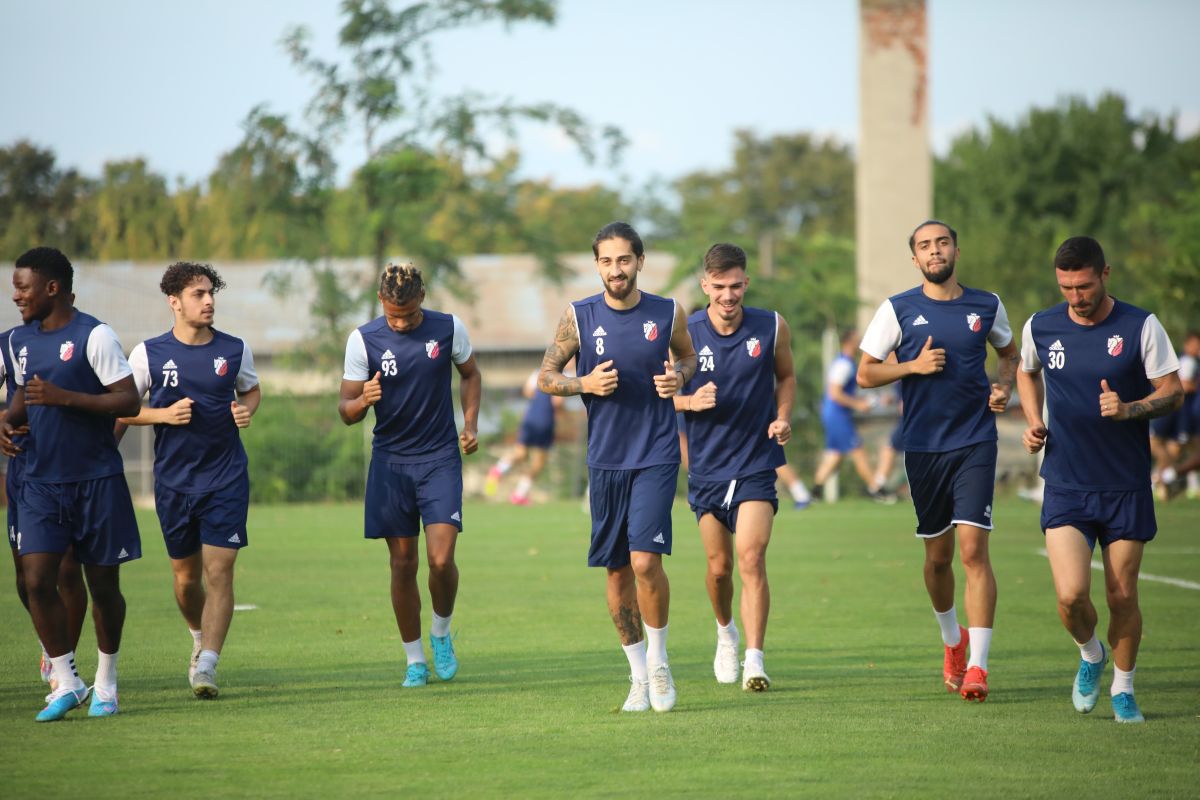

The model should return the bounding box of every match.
[668,301,698,386]
[539,306,584,396]
[1108,371,1184,421]
[988,342,1021,413]
[611,602,644,647]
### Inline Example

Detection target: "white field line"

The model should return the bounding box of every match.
[1035,548,1200,591]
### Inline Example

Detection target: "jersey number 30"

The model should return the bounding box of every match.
[1046,351,1065,370]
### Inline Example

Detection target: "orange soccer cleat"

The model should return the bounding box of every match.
[943,625,968,693]
[960,665,989,702]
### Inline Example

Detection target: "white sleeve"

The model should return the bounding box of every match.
[827,359,854,387]
[1178,354,1197,383]
[1019,317,1041,372]
[988,295,1013,348]
[236,341,259,393]
[451,315,473,365]
[0,354,6,385]
[87,324,134,386]
[342,329,370,381]
[1141,315,1180,380]
[10,338,23,386]
[127,342,151,397]
[859,300,901,361]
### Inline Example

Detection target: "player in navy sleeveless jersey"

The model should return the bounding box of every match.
[859,221,1020,703]
[675,243,794,692]
[1018,237,1183,724]
[339,263,481,689]
[2,247,141,721]
[2,323,89,694]
[117,262,260,700]
[538,222,697,713]
[483,369,562,505]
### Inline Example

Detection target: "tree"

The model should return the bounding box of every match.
[0,141,94,258]
[90,158,180,260]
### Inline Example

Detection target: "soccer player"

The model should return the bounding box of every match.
[116,262,260,699]
[339,263,481,688]
[538,221,696,713]
[2,323,88,692]
[1018,236,1183,724]
[4,247,141,721]
[484,369,561,505]
[1153,330,1199,498]
[675,243,795,691]
[858,220,1019,702]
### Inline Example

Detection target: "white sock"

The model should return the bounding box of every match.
[873,472,888,490]
[196,649,219,674]
[495,459,512,476]
[934,606,961,646]
[967,627,992,671]
[95,649,119,689]
[1111,665,1135,696]
[40,640,50,661]
[402,638,426,666]
[514,476,532,499]
[745,647,764,667]
[716,619,739,646]
[190,628,202,648]
[622,640,648,682]
[50,652,84,692]
[644,623,669,667]
[1075,634,1104,664]
[431,611,452,638]
[1161,465,1177,484]
[788,480,810,503]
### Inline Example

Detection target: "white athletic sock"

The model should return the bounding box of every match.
[495,459,512,476]
[1111,665,1135,696]
[644,623,669,667]
[716,619,739,646]
[40,641,50,661]
[788,481,810,504]
[431,611,452,638]
[966,627,992,671]
[873,472,888,491]
[1075,634,1104,664]
[402,638,426,666]
[514,476,532,499]
[934,606,961,646]
[95,649,119,689]
[196,649,219,674]
[744,647,764,668]
[50,652,84,693]
[1160,466,1177,484]
[622,640,648,682]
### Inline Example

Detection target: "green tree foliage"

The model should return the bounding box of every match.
[90,158,181,260]
[0,141,94,257]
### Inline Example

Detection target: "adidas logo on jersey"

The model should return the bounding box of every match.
[652,532,665,544]
[382,349,395,360]
[18,346,27,357]
[1049,340,1064,352]
[118,548,129,559]
[450,511,462,522]
[228,533,241,544]
[912,315,929,326]
[163,359,178,369]
[593,326,608,337]
[698,346,713,356]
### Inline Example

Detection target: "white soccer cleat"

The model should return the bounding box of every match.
[648,663,676,712]
[714,639,740,684]
[622,677,650,712]
[742,661,771,692]
[188,640,202,684]
[191,667,219,699]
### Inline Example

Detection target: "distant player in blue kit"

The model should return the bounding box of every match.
[3,247,141,721]
[675,243,795,691]
[538,221,697,713]
[339,263,482,688]
[484,369,562,505]
[858,221,1020,702]
[1018,236,1183,723]
[117,262,261,699]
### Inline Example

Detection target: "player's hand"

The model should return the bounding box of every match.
[1022,424,1048,454]
[1099,379,1127,420]
[230,400,252,428]
[767,417,791,445]
[988,382,1012,413]
[653,361,682,399]
[24,374,67,406]
[582,360,618,396]
[459,427,479,455]
[689,381,717,411]
[362,372,383,406]
[0,422,24,457]
[162,397,194,426]
[910,336,946,375]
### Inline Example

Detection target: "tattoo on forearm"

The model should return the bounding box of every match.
[674,355,697,384]
[996,352,1019,389]
[1126,392,1182,420]
[612,603,643,646]
[538,308,581,396]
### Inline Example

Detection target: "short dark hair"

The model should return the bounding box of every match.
[908,220,958,254]
[15,247,73,293]
[379,262,424,306]
[160,262,226,296]
[1053,236,1106,273]
[703,243,747,274]
[592,221,644,259]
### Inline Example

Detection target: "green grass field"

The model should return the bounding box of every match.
[1,497,1198,798]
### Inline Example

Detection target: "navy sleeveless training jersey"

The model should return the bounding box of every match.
[683,306,785,481]
[1022,300,1179,492]
[343,309,472,464]
[9,311,132,483]
[573,292,680,469]
[128,329,259,494]
[1,327,29,461]
[861,285,1012,453]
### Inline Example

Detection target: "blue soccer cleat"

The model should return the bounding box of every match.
[402,662,429,688]
[431,634,458,681]
[35,685,89,723]
[1112,692,1145,723]
[1072,643,1107,713]
[89,689,119,717]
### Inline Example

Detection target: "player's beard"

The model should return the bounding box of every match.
[920,256,955,285]
[605,274,636,301]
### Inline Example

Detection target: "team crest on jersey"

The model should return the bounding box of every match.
[643,321,658,342]
[214,356,229,376]
[426,340,440,359]
[966,313,982,332]
[59,341,75,361]
[1107,335,1124,357]
[745,337,762,358]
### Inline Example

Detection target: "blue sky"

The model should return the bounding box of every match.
[2,0,1197,189]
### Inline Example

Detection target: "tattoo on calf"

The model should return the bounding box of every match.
[614,603,643,646]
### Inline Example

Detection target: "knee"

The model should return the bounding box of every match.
[1056,589,1091,618]
[738,549,766,579]
[630,554,663,583]
[24,569,59,600]
[389,552,419,580]
[1106,585,1139,616]
[958,543,991,572]
[707,553,733,582]
[426,552,456,575]
[925,551,954,574]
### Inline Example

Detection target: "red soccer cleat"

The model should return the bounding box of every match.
[961,665,989,702]
[943,625,968,693]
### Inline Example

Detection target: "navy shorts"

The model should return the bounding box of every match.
[822,411,861,453]
[1150,410,1184,443]
[518,419,554,449]
[155,472,250,560]
[365,454,463,539]
[6,456,23,551]
[889,421,903,452]
[688,469,778,532]
[904,441,997,537]
[1041,485,1156,550]
[17,474,141,565]
[588,463,678,568]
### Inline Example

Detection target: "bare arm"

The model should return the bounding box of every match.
[668,301,698,386]
[119,398,195,427]
[858,335,945,388]
[1102,372,1184,422]
[338,372,382,426]
[988,341,1021,413]
[25,374,140,418]
[768,314,796,444]
[231,384,262,428]
[1017,367,1048,454]
[456,354,482,455]
[538,305,586,396]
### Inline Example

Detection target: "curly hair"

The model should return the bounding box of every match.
[379,262,424,305]
[15,247,74,292]
[160,262,226,296]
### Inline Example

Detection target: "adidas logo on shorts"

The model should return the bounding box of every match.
[228,533,241,543]
[652,532,665,544]
[118,548,129,559]
[451,511,462,522]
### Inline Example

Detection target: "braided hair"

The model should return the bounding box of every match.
[379,262,424,305]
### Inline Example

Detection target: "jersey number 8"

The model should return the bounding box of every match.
[595,337,604,356]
